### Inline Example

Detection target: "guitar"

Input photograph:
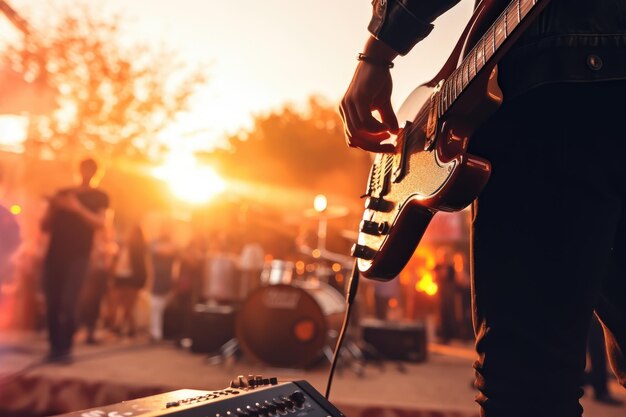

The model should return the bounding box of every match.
[351,0,550,280]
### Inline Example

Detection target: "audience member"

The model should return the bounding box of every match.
[434,250,457,344]
[149,224,178,341]
[112,225,148,338]
[80,226,117,344]
[40,158,109,362]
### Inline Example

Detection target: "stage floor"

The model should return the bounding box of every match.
[0,331,624,417]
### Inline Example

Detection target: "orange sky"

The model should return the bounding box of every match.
[3,0,474,151]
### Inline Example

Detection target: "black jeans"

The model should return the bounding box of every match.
[469,80,626,417]
[43,257,89,355]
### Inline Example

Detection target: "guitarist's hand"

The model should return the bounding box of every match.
[339,37,400,153]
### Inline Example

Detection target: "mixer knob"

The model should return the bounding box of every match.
[264,400,277,414]
[289,391,306,407]
[351,244,376,260]
[236,408,250,417]
[246,406,260,417]
[360,220,389,236]
[273,398,286,412]
[254,403,266,416]
[280,396,294,409]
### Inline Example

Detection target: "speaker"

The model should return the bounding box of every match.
[190,304,237,353]
[361,318,427,362]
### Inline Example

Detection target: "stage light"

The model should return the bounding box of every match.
[415,272,438,296]
[9,204,21,215]
[313,194,327,213]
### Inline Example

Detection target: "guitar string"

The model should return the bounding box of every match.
[376,0,536,179]
[373,1,540,194]
[441,0,535,115]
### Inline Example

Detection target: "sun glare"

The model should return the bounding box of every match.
[153,151,226,205]
[0,116,28,153]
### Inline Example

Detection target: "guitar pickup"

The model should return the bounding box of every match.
[364,196,393,213]
[392,121,412,183]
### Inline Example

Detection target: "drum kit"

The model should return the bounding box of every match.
[195,204,359,370]
[197,257,350,369]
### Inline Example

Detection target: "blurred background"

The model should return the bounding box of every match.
[0,0,474,326]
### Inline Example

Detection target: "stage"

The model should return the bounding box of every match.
[0,331,623,417]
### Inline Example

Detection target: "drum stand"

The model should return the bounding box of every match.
[204,338,241,366]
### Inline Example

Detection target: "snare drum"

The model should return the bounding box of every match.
[260,259,294,285]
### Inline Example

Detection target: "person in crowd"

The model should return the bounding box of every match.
[80,225,117,344]
[149,223,178,341]
[0,204,20,295]
[112,225,148,338]
[40,158,109,362]
[175,234,206,340]
[434,250,457,344]
[339,1,626,415]
[12,235,47,330]
[372,277,402,321]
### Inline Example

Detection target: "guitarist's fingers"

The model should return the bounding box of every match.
[356,137,396,154]
[338,103,357,144]
[377,101,400,134]
[340,102,395,153]
[352,101,389,134]
[348,129,396,153]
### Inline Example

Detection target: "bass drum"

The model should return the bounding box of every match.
[236,281,345,368]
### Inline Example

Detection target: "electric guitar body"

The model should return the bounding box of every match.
[353,0,550,280]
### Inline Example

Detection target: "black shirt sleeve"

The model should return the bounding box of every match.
[368,0,463,55]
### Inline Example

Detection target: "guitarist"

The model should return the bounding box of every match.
[339,1,626,416]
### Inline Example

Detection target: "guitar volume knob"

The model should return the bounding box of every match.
[351,244,376,260]
[360,220,389,236]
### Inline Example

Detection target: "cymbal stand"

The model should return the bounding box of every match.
[204,338,240,367]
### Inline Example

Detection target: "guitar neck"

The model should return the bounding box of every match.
[438,0,549,117]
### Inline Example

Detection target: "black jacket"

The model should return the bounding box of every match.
[368,0,626,97]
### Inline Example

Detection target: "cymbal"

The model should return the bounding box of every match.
[303,205,350,219]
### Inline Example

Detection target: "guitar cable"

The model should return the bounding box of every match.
[324,258,360,399]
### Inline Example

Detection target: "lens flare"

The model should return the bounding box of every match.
[153,151,226,205]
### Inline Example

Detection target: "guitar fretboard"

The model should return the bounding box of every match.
[438,0,543,116]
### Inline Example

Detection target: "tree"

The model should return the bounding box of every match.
[1,4,206,160]
[208,96,372,200]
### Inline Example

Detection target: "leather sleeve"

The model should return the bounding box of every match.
[368,0,462,55]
